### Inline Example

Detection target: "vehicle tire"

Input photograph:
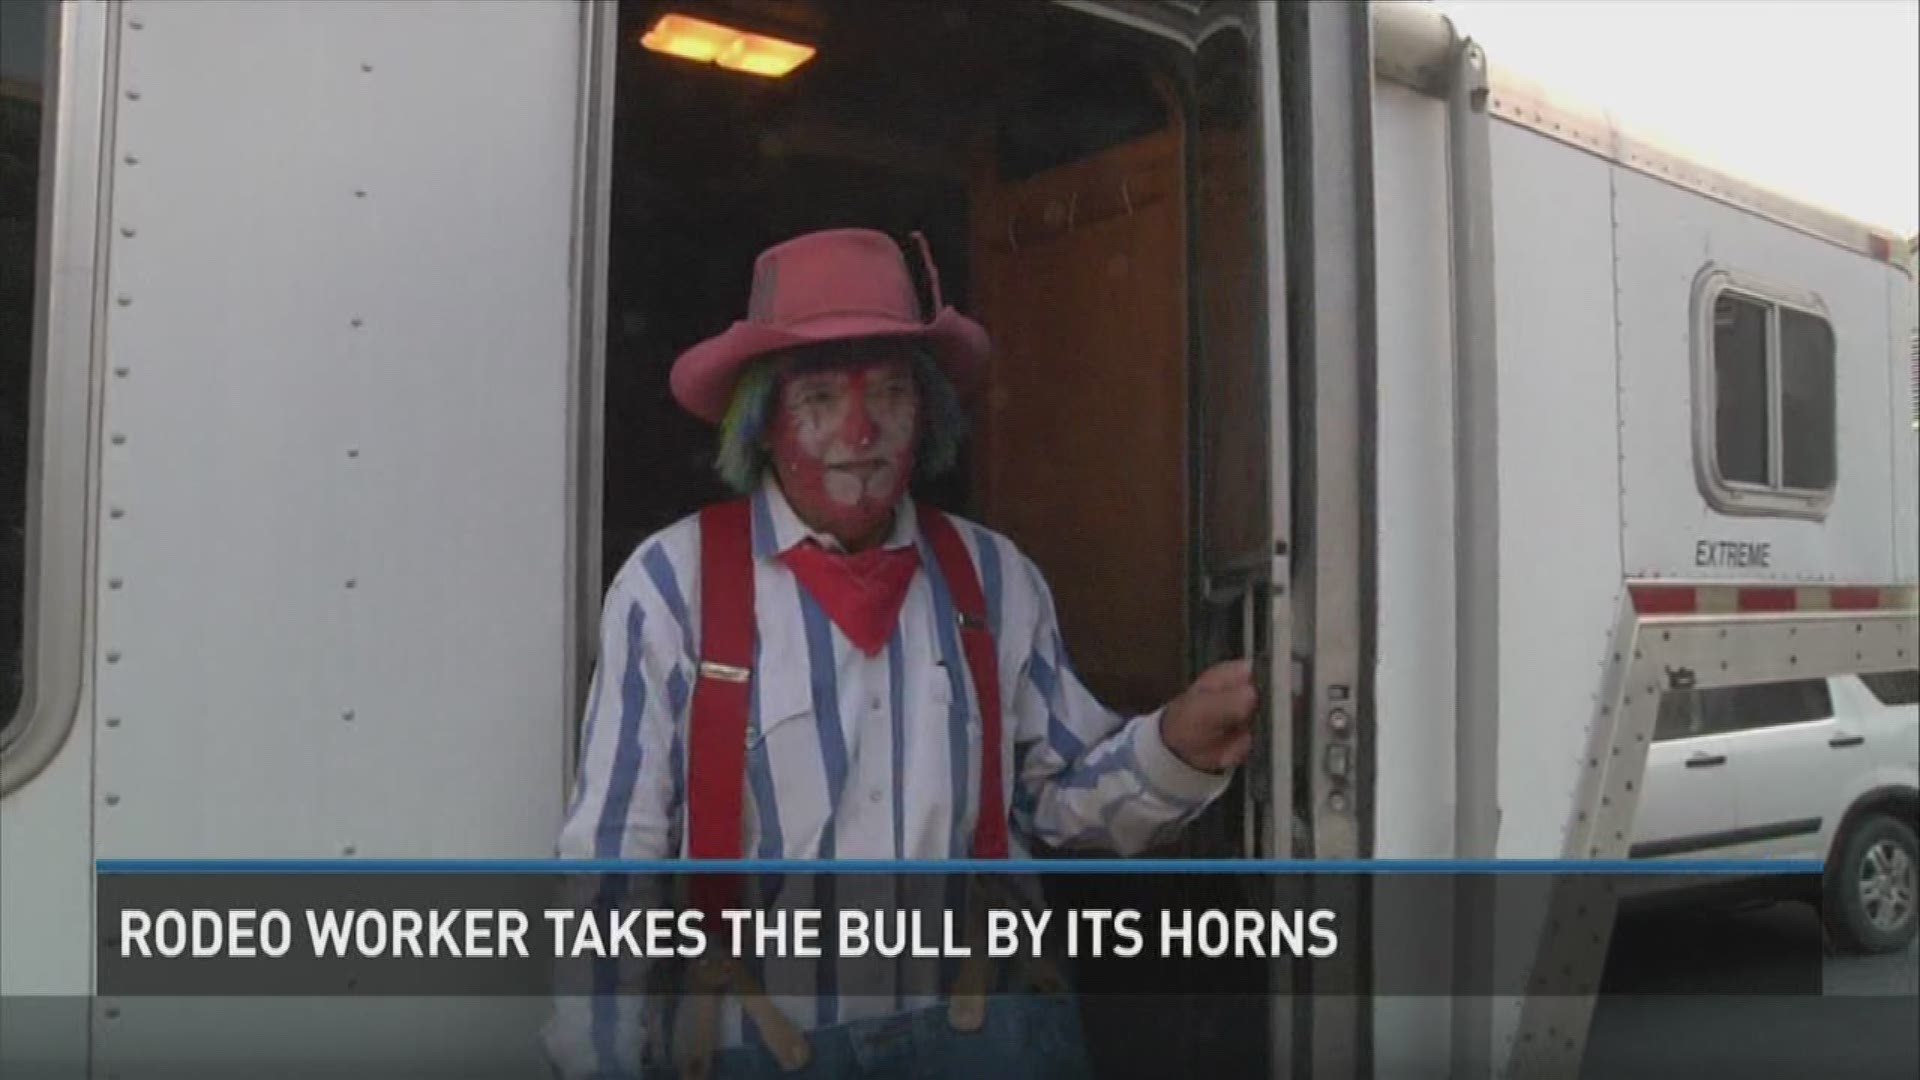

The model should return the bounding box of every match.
[1824,812,1919,955]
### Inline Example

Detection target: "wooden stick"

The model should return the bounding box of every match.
[723,959,812,1072]
[679,956,812,1076]
[947,876,996,1032]
[680,957,729,1080]
[946,950,993,1032]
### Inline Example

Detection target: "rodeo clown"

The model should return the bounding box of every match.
[546,228,1257,1080]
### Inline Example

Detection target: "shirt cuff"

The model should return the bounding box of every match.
[1130,709,1233,807]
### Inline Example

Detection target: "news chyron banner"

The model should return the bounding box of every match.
[97,868,1825,999]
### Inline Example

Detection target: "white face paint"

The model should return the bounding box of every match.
[769,355,920,546]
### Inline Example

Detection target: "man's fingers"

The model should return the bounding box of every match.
[1190,682,1259,726]
[1194,659,1255,692]
[1220,728,1254,768]
[1162,663,1261,771]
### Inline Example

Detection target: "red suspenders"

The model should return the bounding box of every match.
[914,504,1009,861]
[685,499,754,916]
[686,499,1007,913]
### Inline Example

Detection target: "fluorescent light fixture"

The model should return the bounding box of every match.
[641,12,816,78]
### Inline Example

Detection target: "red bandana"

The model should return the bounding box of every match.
[778,540,922,656]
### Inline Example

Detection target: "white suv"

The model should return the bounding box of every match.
[1633,668,1920,953]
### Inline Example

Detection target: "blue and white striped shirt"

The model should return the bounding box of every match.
[546,478,1230,1075]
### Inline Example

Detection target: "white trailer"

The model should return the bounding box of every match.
[1,1,1913,1076]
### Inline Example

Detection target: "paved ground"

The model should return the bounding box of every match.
[1583,897,1918,1079]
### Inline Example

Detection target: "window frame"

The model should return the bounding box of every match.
[1,1,109,795]
[1691,264,1838,520]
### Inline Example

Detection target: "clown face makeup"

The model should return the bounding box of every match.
[768,353,921,549]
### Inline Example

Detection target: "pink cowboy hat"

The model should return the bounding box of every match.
[669,228,991,424]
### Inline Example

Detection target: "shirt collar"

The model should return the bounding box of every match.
[752,474,918,559]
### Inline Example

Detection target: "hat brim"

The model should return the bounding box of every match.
[669,308,990,424]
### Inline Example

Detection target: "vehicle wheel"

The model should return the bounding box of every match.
[1824,813,1919,954]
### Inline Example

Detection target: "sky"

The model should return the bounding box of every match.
[1433,0,1920,237]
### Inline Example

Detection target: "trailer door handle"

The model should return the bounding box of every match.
[1685,753,1727,769]
[1828,735,1865,749]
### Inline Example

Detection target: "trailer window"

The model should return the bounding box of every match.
[1777,308,1835,490]
[0,0,53,738]
[1694,268,1836,517]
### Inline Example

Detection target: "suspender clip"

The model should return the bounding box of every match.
[698,660,751,684]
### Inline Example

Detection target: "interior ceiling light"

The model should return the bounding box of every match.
[640,12,816,78]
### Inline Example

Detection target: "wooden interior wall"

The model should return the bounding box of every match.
[969,125,1190,717]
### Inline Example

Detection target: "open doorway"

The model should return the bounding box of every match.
[603,0,1272,720]
[601,0,1277,1070]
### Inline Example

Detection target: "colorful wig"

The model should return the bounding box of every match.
[714,345,966,494]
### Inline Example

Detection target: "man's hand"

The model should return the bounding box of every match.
[1159,659,1259,773]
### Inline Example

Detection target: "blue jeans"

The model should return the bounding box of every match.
[649,994,1092,1080]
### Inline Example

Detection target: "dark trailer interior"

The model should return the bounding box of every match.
[602,0,1277,1071]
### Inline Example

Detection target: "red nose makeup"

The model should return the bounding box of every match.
[839,371,881,449]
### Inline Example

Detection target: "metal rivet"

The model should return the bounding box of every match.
[342,709,355,721]
[354,189,367,199]
[128,17,144,30]
[105,794,120,806]
[125,89,141,101]
[350,317,363,328]
[114,367,129,378]
[120,226,136,238]
[104,1006,121,1020]
[346,448,359,459]
[111,433,126,445]
[106,650,122,663]
[345,578,357,589]
[106,716,122,728]
[116,294,132,307]
[342,845,357,857]
[110,507,125,519]
[361,62,373,73]
[109,577,124,590]
[124,154,139,166]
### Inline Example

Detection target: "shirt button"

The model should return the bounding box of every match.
[870,697,884,713]
[868,788,883,804]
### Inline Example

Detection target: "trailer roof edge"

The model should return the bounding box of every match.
[1371,1,1912,274]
